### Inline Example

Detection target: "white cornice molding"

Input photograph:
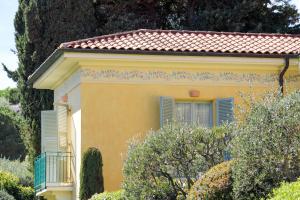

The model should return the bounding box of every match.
[65,52,299,66]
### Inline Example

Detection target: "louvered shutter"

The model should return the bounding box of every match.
[41,111,58,153]
[57,105,68,151]
[216,97,234,126]
[160,96,174,127]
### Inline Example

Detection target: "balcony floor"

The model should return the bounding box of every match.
[36,182,73,197]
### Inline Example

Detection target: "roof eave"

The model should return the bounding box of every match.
[62,48,300,58]
[28,48,300,86]
[28,49,64,85]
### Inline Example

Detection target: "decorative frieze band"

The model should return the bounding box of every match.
[80,68,300,85]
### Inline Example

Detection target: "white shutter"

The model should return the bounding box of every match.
[57,105,68,150]
[160,96,174,127]
[41,111,58,153]
[216,97,234,126]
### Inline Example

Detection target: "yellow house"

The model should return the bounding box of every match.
[29,29,300,200]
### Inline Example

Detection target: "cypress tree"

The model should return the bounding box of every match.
[80,147,104,200]
[11,0,100,165]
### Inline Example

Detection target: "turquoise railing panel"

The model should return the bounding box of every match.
[34,153,46,192]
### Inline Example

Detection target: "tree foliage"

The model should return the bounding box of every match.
[80,147,104,200]
[10,0,300,167]
[0,88,20,105]
[0,107,26,160]
[93,0,300,33]
[231,91,300,200]
[123,124,232,199]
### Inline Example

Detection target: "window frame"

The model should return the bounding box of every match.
[175,101,213,127]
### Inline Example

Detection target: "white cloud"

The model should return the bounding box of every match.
[292,0,300,11]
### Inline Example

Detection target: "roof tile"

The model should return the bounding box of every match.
[59,29,300,55]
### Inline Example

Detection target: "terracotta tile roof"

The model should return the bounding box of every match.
[59,29,300,55]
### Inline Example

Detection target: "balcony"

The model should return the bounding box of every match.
[34,152,73,194]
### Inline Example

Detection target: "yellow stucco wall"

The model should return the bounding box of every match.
[78,56,300,191]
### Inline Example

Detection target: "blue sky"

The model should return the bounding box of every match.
[0,0,18,89]
[0,0,300,89]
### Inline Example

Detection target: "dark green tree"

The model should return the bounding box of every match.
[0,107,26,160]
[93,0,300,33]
[80,147,104,200]
[7,0,300,167]
[191,0,300,33]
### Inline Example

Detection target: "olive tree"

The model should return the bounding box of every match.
[123,124,232,199]
[231,91,300,200]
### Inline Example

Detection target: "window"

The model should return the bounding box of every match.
[175,102,213,127]
[160,96,234,128]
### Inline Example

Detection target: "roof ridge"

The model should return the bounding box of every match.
[60,29,300,48]
[140,29,300,37]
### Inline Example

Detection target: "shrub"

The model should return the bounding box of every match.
[80,147,104,200]
[0,190,15,200]
[123,124,232,199]
[17,186,34,200]
[0,157,33,186]
[267,179,300,200]
[231,91,300,199]
[89,190,125,200]
[0,171,19,198]
[0,171,34,200]
[187,160,233,200]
